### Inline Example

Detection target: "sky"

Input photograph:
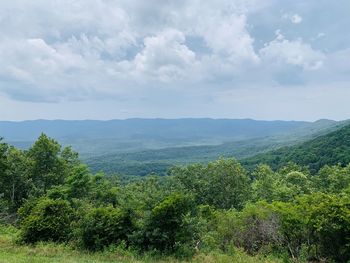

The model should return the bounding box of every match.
[0,0,349,121]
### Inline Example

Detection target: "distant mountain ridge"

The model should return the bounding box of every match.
[83,119,349,175]
[0,118,308,142]
[1,118,314,156]
[1,118,348,176]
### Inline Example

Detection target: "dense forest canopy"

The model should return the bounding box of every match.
[244,123,350,173]
[85,121,350,176]
[1,133,350,262]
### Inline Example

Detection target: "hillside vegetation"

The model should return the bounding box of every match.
[85,119,349,175]
[1,134,350,262]
[243,123,350,173]
[0,226,280,263]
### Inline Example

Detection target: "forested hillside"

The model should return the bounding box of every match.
[243,123,350,173]
[85,119,348,175]
[2,118,347,176]
[1,134,350,262]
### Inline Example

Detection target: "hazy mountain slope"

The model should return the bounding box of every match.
[2,118,347,176]
[0,118,308,141]
[243,123,350,173]
[1,118,310,156]
[85,119,349,175]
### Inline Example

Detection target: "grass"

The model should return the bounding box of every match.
[0,225,281,263]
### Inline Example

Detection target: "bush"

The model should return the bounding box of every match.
[140,193,196,253]
[19,198,73,244]
[210,203,282,255]
[78,206,134,251]
[298,193,350,262]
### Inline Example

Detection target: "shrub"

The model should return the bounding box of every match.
[211,203,282,255]
[140,193,196,253]
[78,206,134,251]
[298,193,350,262]
[19,198,73,244]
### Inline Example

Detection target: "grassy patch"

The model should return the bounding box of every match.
[0,225,281,263]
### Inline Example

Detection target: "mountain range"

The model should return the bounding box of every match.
[1,118,347,175]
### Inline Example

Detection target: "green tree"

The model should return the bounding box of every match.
[27,134,78,194]
[28,134,65,192]
[2,147,31,210]
[66,164,92,200]
[271,201,309,259]
[299,193,350,262]
[274,170,311,202]
[313,164,350,193]
[252,164,278,202]
[173,159,251,210]
[0,139,7,177]
[0,139,9,211]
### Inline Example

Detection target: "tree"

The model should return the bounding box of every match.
[252,164,278,202]
[2,147,31,210]
[66,164,92,200]
[271,201,309,259]
[313,164,350,193]
[274,170,311,202]
[298,193,350,262]
[27,134,70,193]
[204,159,251,209]
[0,139,9,211]
[0,138,7,178]
[173,159,251,210]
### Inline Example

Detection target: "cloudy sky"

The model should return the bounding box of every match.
[0,0,349,121]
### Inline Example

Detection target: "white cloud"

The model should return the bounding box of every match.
[282,13,303,24]
[291,14,303,24]
[133,29,196,82]
[0,0,264,101]
[260,31,325,71]
[199,14,259,65]
[0,0,349,121]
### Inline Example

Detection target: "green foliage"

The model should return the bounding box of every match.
[1,147,31,211]
[173,159,251,209]
[19,198,73,244]
[26,133,82,196]
[202,203,281,255]
[252,165,278,202]
[78,206,135,251]
[2,132,350,262]
[244,123,350,173]
[270,201,309,259]
[312,164,350,193]
[0,138,8,177]
[140,193,196,253]
[297,193,350,262]
[28,134,65,192]
[65,165,92,200]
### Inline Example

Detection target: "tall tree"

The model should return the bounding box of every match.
[28,133,67,193]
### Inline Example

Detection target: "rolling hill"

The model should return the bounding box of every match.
[243,122,350,173]
[1,118,348,176]
[84,119,349,175]
[1,118,311,157]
